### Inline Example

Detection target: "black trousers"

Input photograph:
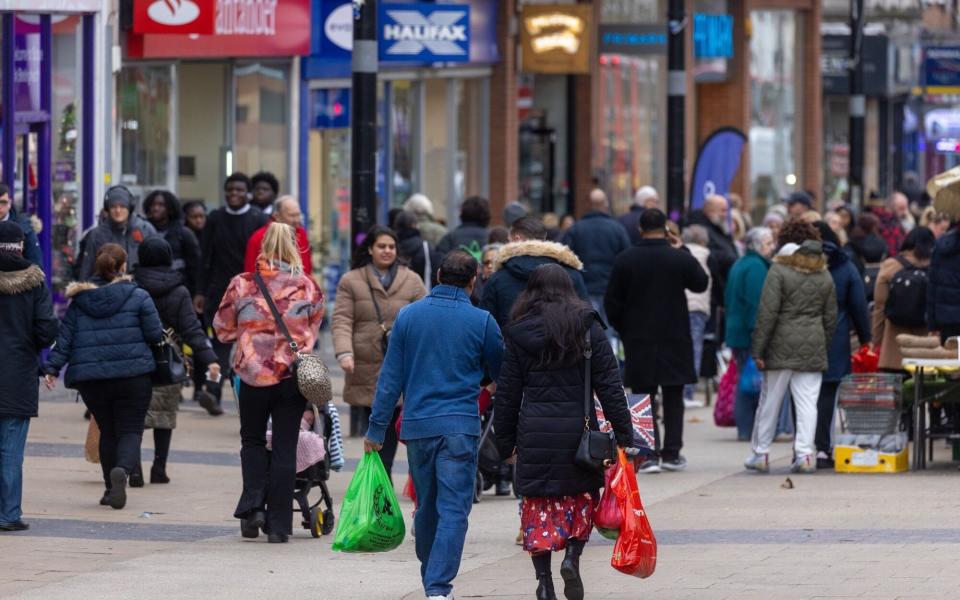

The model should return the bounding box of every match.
[634,385,684,461]
[78,375,153,490]
[235,377,306,536]
[815,381,841,455]
[360,406,401,480]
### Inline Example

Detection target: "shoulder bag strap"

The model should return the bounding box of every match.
[253,272,299,354]
[422,241,432,292]
[365,269,387,331]
[583,327,593,432]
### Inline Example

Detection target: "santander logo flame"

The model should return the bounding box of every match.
[147,0,201,26]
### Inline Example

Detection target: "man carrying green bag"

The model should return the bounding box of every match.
[332,452,405,552]
[363,251,504,600]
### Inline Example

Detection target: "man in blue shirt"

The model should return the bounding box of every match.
[365,251,503,600]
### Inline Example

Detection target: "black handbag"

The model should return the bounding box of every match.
[151,328,186,385]
[574,328,617,472]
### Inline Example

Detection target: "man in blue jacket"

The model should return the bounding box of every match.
[365,251,503,600]
[0,184,42,268]
[562,188,631,340]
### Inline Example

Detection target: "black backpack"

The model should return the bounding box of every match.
[884,256,928,328]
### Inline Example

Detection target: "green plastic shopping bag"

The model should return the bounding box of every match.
[332,451,406,552]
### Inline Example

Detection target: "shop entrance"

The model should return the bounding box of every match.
[519,118,556,214]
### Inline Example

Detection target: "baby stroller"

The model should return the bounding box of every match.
[293,404,337,538]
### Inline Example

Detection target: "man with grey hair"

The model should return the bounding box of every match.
[686,194,739,321]
[681,225,712,407]
[723,226,775,440]
[562,188,631,342]
[619,185,659,245]
[244,195,313,274]
[404,193,448,246]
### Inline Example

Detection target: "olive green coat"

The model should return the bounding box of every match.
[752,241,838,372]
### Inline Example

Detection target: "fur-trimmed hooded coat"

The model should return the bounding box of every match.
[479,239,589,328]
[752,241,838,372]
[0,258,58,418]
[43,276,163,387]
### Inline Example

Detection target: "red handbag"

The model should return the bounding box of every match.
[610,449,657,579]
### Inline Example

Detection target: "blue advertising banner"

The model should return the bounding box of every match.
[689,127,747,211]
[925,46,960,88]
[378,2,471,63]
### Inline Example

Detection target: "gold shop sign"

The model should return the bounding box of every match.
[520,4,593,74]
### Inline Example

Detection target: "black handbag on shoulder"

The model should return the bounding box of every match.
[151,328,186,385]
[574,327,617,472]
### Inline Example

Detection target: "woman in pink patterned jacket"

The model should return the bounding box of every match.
[214,223,323,543]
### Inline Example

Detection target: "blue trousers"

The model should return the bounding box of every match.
[0,417,30,524]
[685,311,710,401]
[407,434,479,597]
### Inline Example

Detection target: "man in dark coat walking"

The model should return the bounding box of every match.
[0,222,58,531]
[562,188,631,340]
[686,194,739,312]
[605,209,709,473]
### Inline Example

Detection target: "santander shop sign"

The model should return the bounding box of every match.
[134,0,282,36]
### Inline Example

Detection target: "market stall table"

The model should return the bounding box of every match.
[902,357,960,470]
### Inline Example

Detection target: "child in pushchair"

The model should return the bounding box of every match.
[267,403,344,538]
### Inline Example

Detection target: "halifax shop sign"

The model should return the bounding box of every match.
[379,2,471,63]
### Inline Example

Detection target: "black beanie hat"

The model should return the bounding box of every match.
[138,236,173,268]
[0,221,24,254]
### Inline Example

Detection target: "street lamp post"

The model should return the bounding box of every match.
[351,0,378,251]
[848,0,865,209]
[667,0,686,220]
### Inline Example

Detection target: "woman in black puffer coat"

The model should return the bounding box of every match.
[133,237,221,485]
[494,264,633,600]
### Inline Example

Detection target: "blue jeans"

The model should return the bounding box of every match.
[0,417,30,524]
[684,311,710,401]
[407,434,479,597]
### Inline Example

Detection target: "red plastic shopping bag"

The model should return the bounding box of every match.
[851,345,879,374]
[713,356,738,427]
[593,463,623,540]
[610,449,657,578]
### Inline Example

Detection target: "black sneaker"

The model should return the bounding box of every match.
[495,480,511,496]
[661,456,688,472]
[816,451,834,470]
[0,520,29,531]
[636,457,661,474]
[129,465,145,488]
[195,390,224,416]
[107,467,127,509]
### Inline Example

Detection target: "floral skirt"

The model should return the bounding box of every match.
[520,492,595,554]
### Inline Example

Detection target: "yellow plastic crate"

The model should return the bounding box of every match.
[834,445,908,473]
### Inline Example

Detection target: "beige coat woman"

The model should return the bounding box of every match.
[332,265,426,406]
[871,250,931,370]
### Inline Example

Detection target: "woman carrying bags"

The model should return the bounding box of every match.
[494,264,634,600]
[43,244,163,510]
[132,237,221,485]
[214,223,324,543]
[332,225,426,478]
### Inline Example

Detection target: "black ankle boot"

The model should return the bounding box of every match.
[150,464,170,484]
[536,574,557,600]
[560,539,584,600]
[129,464,144,488]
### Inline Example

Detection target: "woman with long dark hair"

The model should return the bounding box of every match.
[332,225,426,477]
[494,264,633,600]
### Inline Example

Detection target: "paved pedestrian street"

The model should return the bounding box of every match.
[3,382,960,600]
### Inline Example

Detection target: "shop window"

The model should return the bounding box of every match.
[390,80,418,207]
[455,78,487,205]
[423,78,453,224]
[749,10,804,221]
[119,65,174,190]
[235,63,290,194]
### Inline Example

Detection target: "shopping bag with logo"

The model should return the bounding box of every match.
[594,461,624,541]
[595,393,656,456]
[713,356,738,427]
[610,449,657,579]
[332,452,405,552]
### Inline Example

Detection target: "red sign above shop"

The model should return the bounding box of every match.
[128,0,311,58]
[133,0,215,35]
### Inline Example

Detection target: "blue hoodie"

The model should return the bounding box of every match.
[366,285,503,444]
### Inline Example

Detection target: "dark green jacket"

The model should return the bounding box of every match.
[752,241,837,372]
[724,250,770,350]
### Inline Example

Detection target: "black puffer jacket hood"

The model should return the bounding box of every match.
[494,311,633,497]
[135,265,183,298]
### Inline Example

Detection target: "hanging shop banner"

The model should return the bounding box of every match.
[688,127,747,212]
[693,13,732,59]
[128,0,311,58]
[924,46,960,92]
[598,24,666,56]
[377,2,471,63]
[133,0,216,35]
[520,4,592,74]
